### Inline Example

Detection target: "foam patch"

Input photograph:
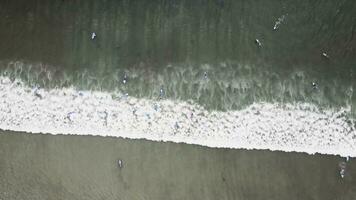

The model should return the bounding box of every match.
[0,76,355,157]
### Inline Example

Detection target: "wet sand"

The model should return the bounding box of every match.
[0,130,355,200]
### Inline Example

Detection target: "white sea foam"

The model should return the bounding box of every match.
[0,76,355,157]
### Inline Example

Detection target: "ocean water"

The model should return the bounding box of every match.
[0,0,355,110]
[0,0,355,156]
[0,0,356,198]
[0,0,354,109]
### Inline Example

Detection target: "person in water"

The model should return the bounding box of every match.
[338,161,347,178]
[91,32,96,40]
[312,82,318,90]
[255,39,262,47]
[118,159,123,168]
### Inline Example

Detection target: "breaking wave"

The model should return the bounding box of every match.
[1,76,355,157]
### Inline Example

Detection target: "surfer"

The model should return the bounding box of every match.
[322,52,329,59]
[91,32,96,40]
[255,39,262,47]
[273,14,287,30]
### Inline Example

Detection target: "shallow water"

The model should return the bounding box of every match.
[0,130,355,200]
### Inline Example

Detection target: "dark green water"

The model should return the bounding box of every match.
[0,0,355,111]
[0,130,355,200]
[1,0,355,66]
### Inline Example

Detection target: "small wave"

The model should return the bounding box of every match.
[0,76,355,157]
[0,61,353,112]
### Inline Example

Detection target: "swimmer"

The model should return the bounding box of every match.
[204,72,208,79]
[103,110,108,126]
[34,87,43,99]
[118,159,123,168]
[312,82,318,90]
[153,103,160,111]
[121,93,129,99]
[159,86,165,99]
[122,74,127,84]
[340,168,345,178]
[66,112,75,122]
[338,161,347,179]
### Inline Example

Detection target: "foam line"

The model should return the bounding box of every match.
[0,76,355,157]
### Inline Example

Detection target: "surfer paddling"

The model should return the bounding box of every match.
[322,52,329,59]
[91,32,96,40]
[255,39,262,47]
